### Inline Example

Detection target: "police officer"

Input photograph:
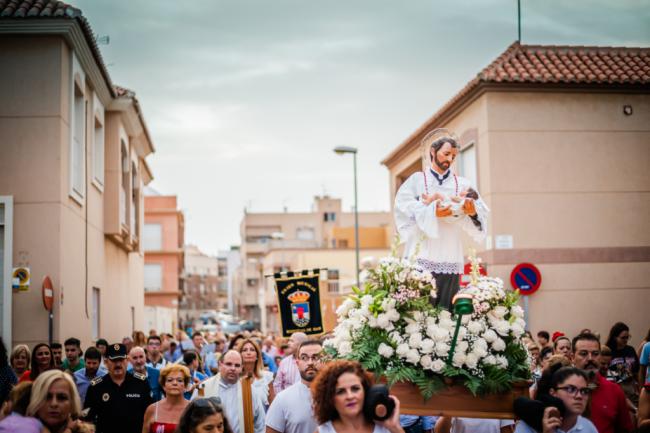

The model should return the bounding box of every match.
[84,343,153,433]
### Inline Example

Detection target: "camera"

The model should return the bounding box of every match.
[363,384,395,421]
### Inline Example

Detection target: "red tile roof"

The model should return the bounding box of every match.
[382,42,650,167]
[0,0,116,97]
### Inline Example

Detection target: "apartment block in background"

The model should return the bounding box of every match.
[143,194,184,334]
[237,195,391,333]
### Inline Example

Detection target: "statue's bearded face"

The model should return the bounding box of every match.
[431,142,458,172]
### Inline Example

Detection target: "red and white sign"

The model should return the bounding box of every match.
[510,263,542,295]
[42,275,54,311]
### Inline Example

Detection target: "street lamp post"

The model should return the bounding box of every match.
[333,146,360,289]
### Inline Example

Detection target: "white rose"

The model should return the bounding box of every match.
[409,333,423,349]
[435,342,450,357]
[367,316,378,328]
[425,317,437,327]
[431,359,446,372]
[497,355,509,369]
[457,327,468,340]
[491,306,508,319]
[420,355,433,369]
[420,338,435,354]
[483,329,498,343]
[390,332,403,344]
[412,311,424,322]
[457,341,469,353]
[492,338,506,352]
[438,310,452,321]
[378,343,394,358]
[439,318,455,331]
[474,337,488,351]
[387,309,400,322]
[406,349,420,364]
[396,343,410,357]
[336,298,357,316]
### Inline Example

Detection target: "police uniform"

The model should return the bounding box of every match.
[84,343,153,433]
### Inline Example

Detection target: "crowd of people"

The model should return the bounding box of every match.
[0,321,647,433]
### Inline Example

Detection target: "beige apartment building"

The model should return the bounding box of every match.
[238,196,391,333]
[179,244,229,323]
[0,2,155,348]
[382,43,650,345]
[143,195,184,334]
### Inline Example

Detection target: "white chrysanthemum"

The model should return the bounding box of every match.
[511,322,525,337]
[483,355,497,365]
[465,352,479,369]
[376,314,390,329]
[492,338,506,352]
[493,320,511,337]
[389,331,403,344]
[409,333,423,349]
[497,355,509,369]
[405,322,420,335]
[431,327,449,343]
[396,343,410,357]
[438,310,452,321]
[420,355,433,369]
[511,305,524,318]
[439,317,455,331]
[378,343,394,358]
[336,298,357,317]
[467,320,484,335]
[338,341,352,356]
[406,349,420,364]
[431,359,446,372]
[452,351,467,368]
[420,338,435,354]
[360,295,374,307]
[483,329,498,343]
[491,306,508,319]
[457,341,469,354]
[435,342,450,357]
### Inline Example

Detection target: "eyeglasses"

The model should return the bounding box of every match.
[555,385,592,397]
[299,354,322,363]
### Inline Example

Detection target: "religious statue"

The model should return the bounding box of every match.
[394,129,489,309]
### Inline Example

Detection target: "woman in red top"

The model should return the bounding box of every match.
[142,363,191,433]
[19,343,54,383]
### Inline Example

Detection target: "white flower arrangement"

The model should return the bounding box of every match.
[324,252,531,397]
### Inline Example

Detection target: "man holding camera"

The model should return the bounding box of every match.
[266,339,323,433]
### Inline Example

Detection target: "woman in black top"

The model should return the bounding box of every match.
[605,321,640,406]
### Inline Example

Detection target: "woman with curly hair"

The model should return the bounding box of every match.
[176,397,233,433]
[236,338,275,406]
[311,360,404,433]
[19,343,55,383]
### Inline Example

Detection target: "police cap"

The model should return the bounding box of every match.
[106,343,128,360]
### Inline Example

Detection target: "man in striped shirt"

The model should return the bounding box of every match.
[273,332,307,394]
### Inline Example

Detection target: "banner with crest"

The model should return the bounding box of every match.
[273,269,324,337]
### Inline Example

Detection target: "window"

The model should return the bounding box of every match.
[93,116,104,187]
[120,141,129,226]
[327,269,340,293]
[70,81,85,201]
[92,288,100,340]
[143,224,162,251]
[131,162,139,237]
[458,142,478,189]
[144,263,162,292]
[323,212,336,222]
[296,227,315,240]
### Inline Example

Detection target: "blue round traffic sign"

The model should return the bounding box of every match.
[510,263,541,295]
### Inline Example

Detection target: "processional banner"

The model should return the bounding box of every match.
[273,269,324,337]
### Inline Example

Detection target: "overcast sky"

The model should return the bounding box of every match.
[76,0,650,255]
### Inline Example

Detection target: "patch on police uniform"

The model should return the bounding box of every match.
[113,344,120,350]
[133,372,146,380]
[102,393,110,402]
[90,376,103,386]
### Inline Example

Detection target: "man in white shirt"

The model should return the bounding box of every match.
[266,339,323,433]
[193,350,265,433]
[394,129,488,309]
[273,332,307,394]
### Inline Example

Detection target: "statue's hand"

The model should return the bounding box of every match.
[436,204,452,217]
[463,198,477,216]
[421,192,444,206]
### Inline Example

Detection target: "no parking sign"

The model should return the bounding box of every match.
[510,263,541,295]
